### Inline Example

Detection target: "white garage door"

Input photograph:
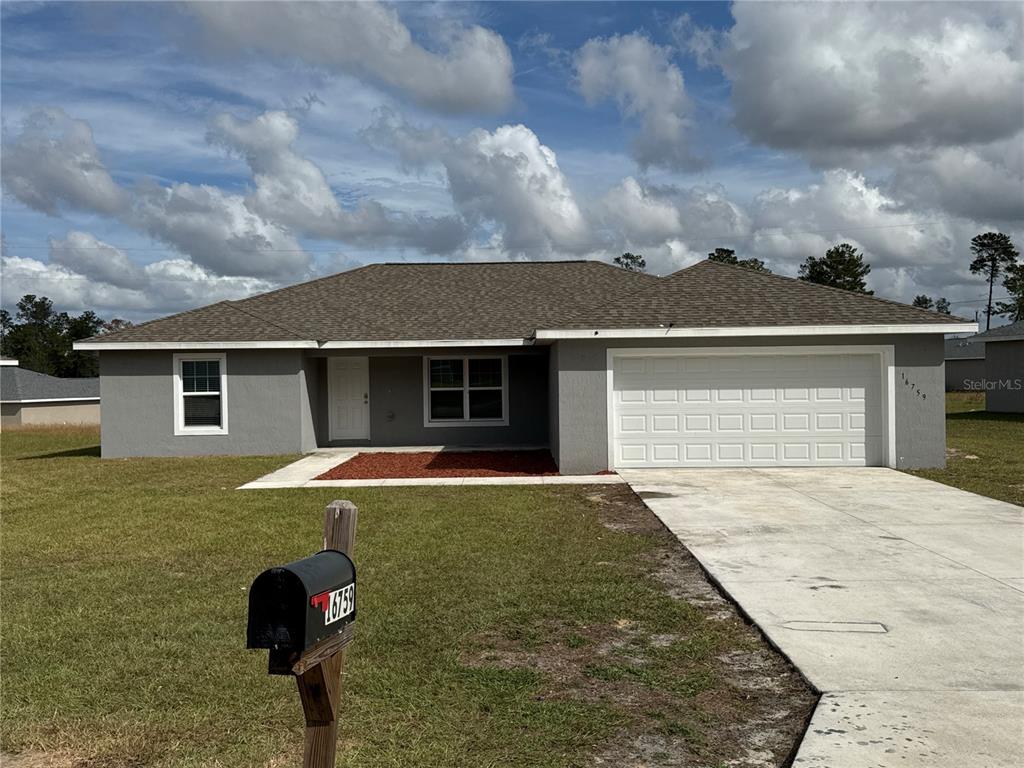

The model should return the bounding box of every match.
[611,352,884,468]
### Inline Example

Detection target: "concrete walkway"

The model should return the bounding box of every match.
[238,449,623,489]
[621,468,1024,768]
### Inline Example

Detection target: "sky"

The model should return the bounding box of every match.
[1,0,1022,323]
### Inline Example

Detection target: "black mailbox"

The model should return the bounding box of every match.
[247,549,356,654]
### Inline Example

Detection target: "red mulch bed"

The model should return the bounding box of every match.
[315,450,560,480]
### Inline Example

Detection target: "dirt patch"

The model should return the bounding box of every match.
[464,485,817,767]
[0,749,146,768]
[946,447,980,460]
[315,449,559,479]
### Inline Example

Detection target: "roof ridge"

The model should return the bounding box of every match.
[222,300,310,340]
[376,259,595,266]
[687,259,970,323]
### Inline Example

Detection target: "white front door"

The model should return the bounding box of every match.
[611,351,885,468]
[329,357,370,440]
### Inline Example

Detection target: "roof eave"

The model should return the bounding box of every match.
[74,337,535,351]
[535,322,978,340]
[73,340,320,351]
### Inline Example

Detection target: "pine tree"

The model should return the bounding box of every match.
[798,243,872,294]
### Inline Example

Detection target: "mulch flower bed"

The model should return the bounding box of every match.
[315,449,560,479]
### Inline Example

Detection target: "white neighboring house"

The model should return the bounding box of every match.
[0,358,100,428]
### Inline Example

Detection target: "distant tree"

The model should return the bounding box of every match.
[707,247,771,273]
[0,295,104,377]
[798,243,873,294]
[614,252,646,272]
[969,232,1019,330]
[994,261,1024,323]
[912,295,951,315]
[101,318,134,334]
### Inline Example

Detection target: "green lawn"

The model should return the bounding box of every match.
[908,392,1024,506]
[1,428,809,767]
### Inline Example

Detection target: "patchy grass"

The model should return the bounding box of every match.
[907,392,1024,506]
[1,427,813,767]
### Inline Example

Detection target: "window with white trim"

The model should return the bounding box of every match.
[173,353,228,435]
[424,356,508,426]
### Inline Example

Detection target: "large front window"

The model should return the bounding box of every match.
[425,356,508,426]
[174,353,228,435]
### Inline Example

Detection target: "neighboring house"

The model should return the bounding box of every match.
[0,360,100,428]
[74,260,974,472]
[968,320,1024,413]
[944,336,985,391]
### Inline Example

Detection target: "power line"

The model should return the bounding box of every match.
[2,220,951,255]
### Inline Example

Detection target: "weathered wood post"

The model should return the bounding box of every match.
[246,500,358,768]
[300,500,358,768]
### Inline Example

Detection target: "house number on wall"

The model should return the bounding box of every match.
[900,371,927,400]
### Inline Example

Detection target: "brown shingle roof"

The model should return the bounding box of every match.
[85,300,309,343]
[83,259,961,345]
[578,260,965,329]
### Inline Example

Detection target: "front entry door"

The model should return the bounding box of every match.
[329,357,370,440]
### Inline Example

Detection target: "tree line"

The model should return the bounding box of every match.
[616,231,1022,328]
[0,296,131,378]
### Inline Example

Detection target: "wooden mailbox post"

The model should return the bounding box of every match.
[247,500,358,768]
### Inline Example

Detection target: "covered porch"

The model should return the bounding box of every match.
[300,346,552,453]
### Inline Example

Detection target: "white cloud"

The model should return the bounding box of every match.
[359,107,450,173]
[887,136,1024,224]
[2,244,273,320]
[749,170,956,272]
[185,0,514,114]
[129,180,311,280]
[363,113,589,254]
[445,124,589,253]
[574,33,698,171]
[208,110,467,253]
[670,13,720,70]
[596,177,753,273]
[48,231,147,290]
[600,177,684,242]
[1,107,126,216]
[718,2,1023,153]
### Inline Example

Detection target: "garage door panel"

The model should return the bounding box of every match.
[611,353,883,468]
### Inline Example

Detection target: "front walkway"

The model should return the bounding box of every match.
[622,467,1024,768]
[238,448,623,489]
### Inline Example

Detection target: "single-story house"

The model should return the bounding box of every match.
[74,260,975,473]
[944,336,985,391]
[967,320,1024,413]
[0,359,100,428]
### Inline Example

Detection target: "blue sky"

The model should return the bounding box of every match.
[2,1,1021,321]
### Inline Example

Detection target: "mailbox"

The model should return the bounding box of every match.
[247,549,356,654]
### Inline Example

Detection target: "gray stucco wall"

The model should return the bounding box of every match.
[550,334,946,474]
[945,358,986,391]
[314,349,549,447]
[99,350,306,457]
[984,341,1024,413]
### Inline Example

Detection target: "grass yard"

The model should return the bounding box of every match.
[907,392,1024,506]
[1,428,813,768]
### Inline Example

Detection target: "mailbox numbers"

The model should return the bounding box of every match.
[311,585,355,626]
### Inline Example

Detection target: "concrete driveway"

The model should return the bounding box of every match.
[621,468,1024,768]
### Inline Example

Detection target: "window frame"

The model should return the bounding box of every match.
[422,355,509,428]
[173,352,229,436]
